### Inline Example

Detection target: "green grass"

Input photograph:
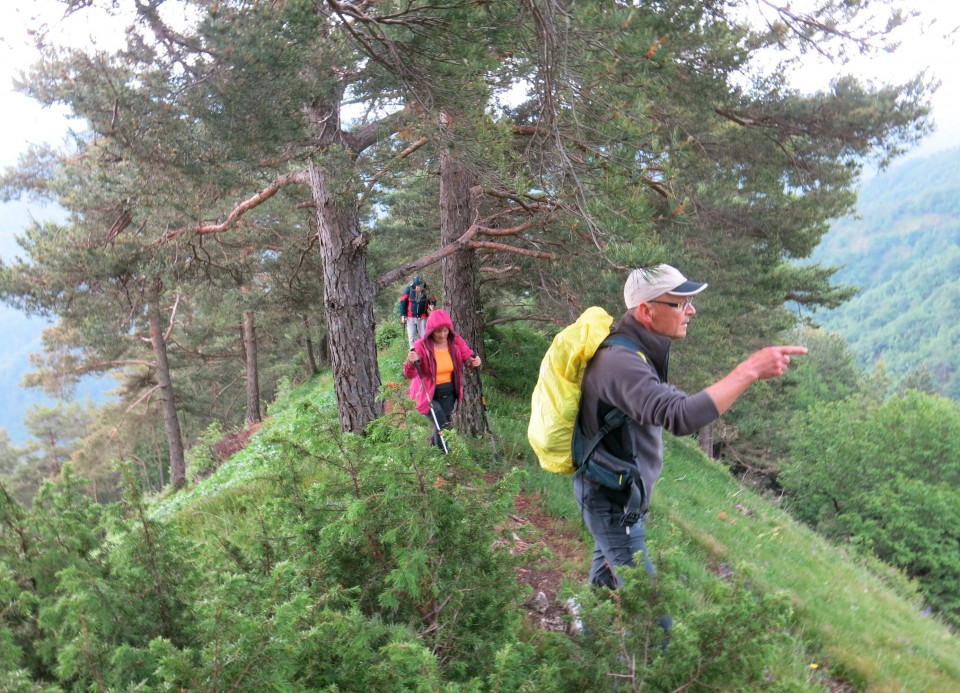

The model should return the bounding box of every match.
[150,324,960,692]
[408,320,960,689]
[654,436,960,691]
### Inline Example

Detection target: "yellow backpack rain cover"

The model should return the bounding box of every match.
[527,306,614,474]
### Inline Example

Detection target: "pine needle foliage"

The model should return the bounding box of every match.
[3,329,960,690]
[557,557,814,693]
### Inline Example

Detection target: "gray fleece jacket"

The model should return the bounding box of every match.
[576,312,719,512]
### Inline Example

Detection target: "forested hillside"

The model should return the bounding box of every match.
[812,148,960,397]
[3,336,959,691]
[3,0,958,687]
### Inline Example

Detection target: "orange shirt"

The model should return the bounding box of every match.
[434,346,454,385]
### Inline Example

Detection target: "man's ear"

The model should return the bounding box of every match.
[633,303,652,326]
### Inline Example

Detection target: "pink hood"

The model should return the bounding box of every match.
[423,309,455,339]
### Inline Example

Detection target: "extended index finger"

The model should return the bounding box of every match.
[779,346,809,355]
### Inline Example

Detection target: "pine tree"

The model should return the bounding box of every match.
[0,0,936,474]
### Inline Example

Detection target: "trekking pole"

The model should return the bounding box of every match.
[471,354,500,461]
[413,360,449,455]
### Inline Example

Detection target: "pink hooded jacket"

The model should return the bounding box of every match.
[402,309,476,415]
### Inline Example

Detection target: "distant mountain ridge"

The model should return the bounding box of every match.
[0,304,109,445]
[0,197,52,444]
[812,147,960,397]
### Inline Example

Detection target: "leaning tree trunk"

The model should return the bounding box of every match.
[309,160,383,433]
[242,310,262,425]
[147,296,186,488]
[439,116,486,437]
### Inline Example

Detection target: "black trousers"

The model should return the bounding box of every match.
[428,382,456,449]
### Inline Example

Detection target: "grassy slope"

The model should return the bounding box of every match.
[654,437,960,690]
[153,344,960,691]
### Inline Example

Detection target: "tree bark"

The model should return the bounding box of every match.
[439,114,487,437]
[309,160,384,432]
[317,331,330,367]
[147,295,186,487]
[700,423,714,460]
[302,314,319,375]
[242,310,262,425]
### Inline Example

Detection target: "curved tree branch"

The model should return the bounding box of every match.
[468,240,554,259]
[358,135,429,205]
[157,171,309,244]
[373,218,483,292]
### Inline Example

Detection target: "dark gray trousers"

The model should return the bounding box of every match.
[574,474,656,588]
[574,474,673,636]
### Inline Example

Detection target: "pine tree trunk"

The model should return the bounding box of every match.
[700,423,714,459]
[147,296,186,487]
[302,314,319,375]
[317,331,330,367]
[309,160,383,433]
[439,116,486,437]
[242,310,262,425]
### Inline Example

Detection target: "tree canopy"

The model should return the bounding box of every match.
[0,0,936,489]
[781,389,960,625]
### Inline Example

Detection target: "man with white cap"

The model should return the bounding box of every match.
[574,264,806,631]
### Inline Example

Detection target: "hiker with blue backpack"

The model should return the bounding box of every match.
[398,275,435,348]
[569,264,806,636]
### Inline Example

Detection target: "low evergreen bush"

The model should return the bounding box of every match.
[2,367,959,690]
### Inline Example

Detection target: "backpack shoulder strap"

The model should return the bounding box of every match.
[601,335,647,363]
[572,335,646,469]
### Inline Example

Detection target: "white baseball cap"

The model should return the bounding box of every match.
[624,264,707,309]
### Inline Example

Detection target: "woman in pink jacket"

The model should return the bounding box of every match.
[403,309,481,450]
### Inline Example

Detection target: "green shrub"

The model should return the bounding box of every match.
[562,554,822,692]
[277,411,528,680]
[6,364,958,692]
[376,319,405,351]
[782,389,960,627]
[841,477,960,627]
[185,421,225,482]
